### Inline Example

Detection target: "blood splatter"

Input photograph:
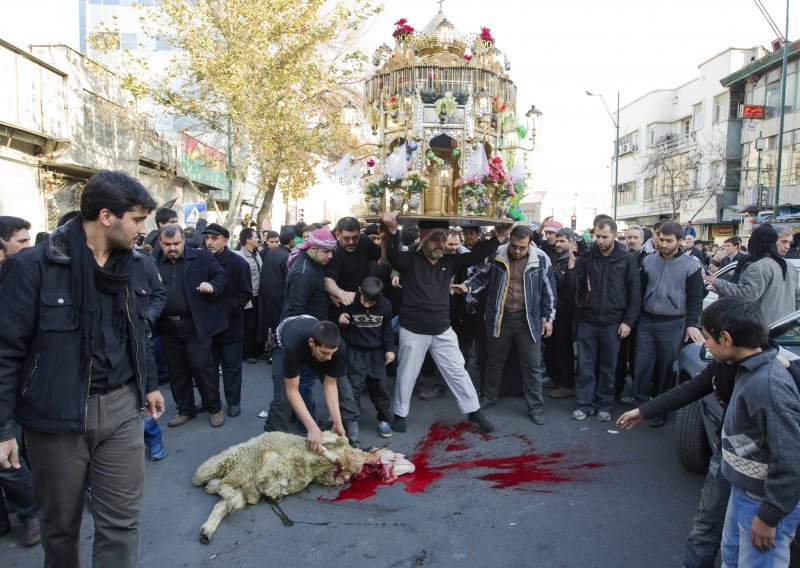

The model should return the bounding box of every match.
[326,421,605,502]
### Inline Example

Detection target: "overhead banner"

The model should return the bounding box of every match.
[179,133,228,191]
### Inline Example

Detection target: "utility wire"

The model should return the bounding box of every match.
[753,0,785,40]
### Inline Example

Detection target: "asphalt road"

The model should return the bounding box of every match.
[4,361,706,567]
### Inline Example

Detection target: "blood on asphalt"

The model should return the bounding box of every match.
[323,420,605,502]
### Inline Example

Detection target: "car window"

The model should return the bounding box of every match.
[771,317,800,357]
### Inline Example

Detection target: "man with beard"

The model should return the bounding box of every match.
[324,217,382,312]
[0,170,164,566]
[572,217,641,422]
[382,213,511,433]
[630,221,705,427]
[456,225,555,425]
[545,228,578,399]
[258,227,294,358]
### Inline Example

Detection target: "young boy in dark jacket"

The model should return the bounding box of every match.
[338,277,395,438]
[619,296,800,566]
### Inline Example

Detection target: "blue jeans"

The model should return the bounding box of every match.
[575,321,621,413]
[143,416,163,450]
[721,485,800,567]
[264,346,318,432]
[684,452,730,567]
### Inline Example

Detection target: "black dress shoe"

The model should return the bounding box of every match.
[228,405,241,417]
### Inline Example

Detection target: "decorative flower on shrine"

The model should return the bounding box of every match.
[480,27,495,43]
[492,97,508,113]
[393,18,415,40]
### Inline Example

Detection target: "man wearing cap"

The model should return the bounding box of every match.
[265,228,361,446]
[154,223,228,427]
[205,224,252,419]
[381,212,511,433]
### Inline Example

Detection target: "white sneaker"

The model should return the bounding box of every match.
[377,421,392,438]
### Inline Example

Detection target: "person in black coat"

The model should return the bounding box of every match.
[204,224,252,419]
[258,227,294,351]
[152,224,228,427]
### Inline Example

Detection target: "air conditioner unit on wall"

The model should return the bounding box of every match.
[621,143,630,154]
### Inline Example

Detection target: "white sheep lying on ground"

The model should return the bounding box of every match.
[193,430,414,543]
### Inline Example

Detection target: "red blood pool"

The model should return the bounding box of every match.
[326,421,605,501]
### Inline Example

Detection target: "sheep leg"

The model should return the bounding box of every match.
[319,445,340,465]
[199,484,247,544]
[199,500,228,544]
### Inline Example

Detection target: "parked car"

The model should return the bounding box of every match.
[673,309,800,474]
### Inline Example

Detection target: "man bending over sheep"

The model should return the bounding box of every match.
[265,316,360,451]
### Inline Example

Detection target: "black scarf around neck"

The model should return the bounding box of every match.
[65,217,133,371]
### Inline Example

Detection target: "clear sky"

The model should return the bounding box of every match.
[355,0,797,220]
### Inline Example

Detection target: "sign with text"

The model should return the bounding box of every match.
[711,225,735,237]
[184,202,206,225]
[742,105,765,119]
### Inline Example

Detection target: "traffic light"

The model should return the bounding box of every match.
[570,215,577,230]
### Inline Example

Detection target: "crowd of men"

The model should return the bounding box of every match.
[0,170,799,567]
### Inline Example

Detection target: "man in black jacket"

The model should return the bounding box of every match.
[545,228,578,399]
[382,212,510,434]
[258,227,293,357]
[0,170,164,567]
[154,224,228,428]
[573,217,641,422]
[205,224,252,419]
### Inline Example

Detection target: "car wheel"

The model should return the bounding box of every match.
[673,399,712,474]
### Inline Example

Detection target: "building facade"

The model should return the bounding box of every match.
[612,47,768,241]
[721,41,800,236]
[0,39,210,233]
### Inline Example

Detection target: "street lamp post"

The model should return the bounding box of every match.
[587,91,620,222]
[773,0,790,213]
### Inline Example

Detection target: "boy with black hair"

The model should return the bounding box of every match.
[702,298,800,565]
[339,277,395,438]
[621,296,800,565]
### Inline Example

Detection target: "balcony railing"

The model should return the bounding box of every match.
[651,132,696,152]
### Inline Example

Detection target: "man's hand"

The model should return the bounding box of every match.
[536,216,553,235]
[197,282,214,294]
[450,283,468,295]
[685,326,704,344]
[391,276,401,288]
[0,438,20,470]
[338,290,356,306]
[495,223,512,241]
[144,390,165,420]
[618,322,631,338]
[333,422,347,439]
[339,313,351,326]
[382,211,399,234]
[542,322,553,339]
[616,409,643,430]
[385,352,395,365]
[750,516,776,551]
[306,426,325,454]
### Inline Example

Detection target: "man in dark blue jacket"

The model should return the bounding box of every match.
[0,170,164,567]
[205,224,251,418]
[573,217,641,422]
[153,224,227,427]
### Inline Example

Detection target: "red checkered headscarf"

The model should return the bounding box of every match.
[287,228,337,268]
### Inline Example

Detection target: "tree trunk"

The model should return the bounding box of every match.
[256,175,279,229]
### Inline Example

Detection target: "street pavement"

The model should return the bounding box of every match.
[4,360,706,567]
